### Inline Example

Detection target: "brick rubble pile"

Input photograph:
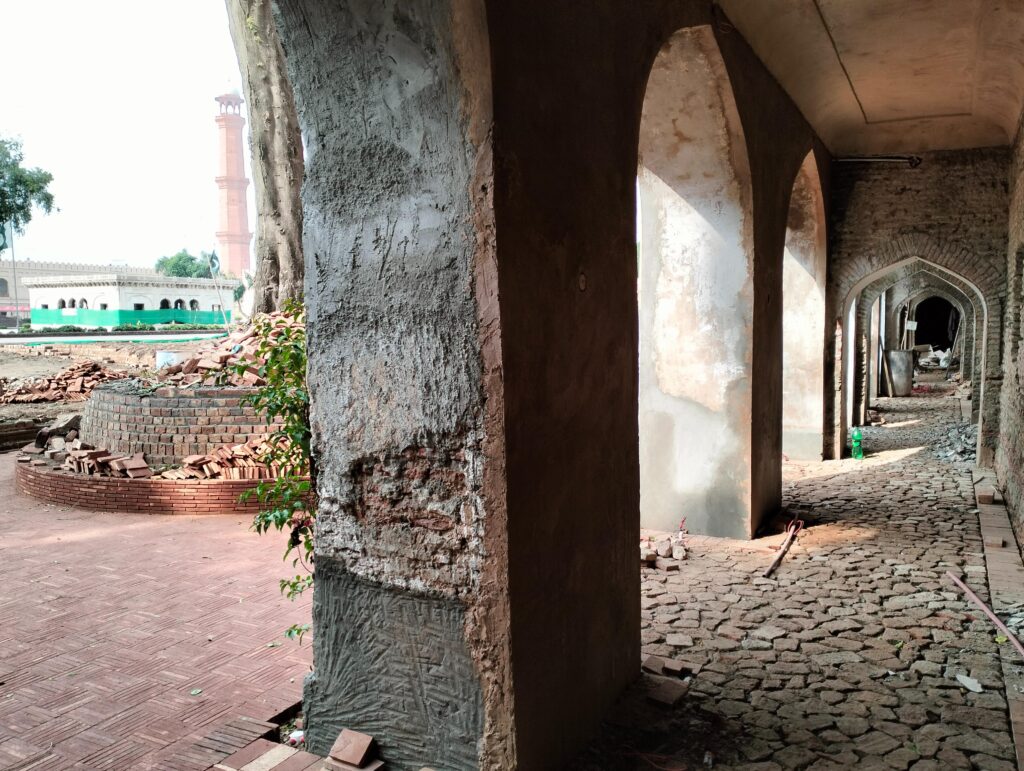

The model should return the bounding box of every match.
[21,433,154,479]
[640,531,688,571]
[0,361,128,404]
[158,312,302,387]
[159,436,294,480]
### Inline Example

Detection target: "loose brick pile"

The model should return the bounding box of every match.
[160,436,297,480]
[23,432,156,478]
[64,445,153,478]
[0,360,128,403]
[159,312,302,387]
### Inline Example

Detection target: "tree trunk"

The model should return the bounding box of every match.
[225,0,304,313]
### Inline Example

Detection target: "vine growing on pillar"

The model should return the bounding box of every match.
[225,299,315,642]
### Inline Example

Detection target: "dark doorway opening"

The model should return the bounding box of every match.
[915,296,958,349]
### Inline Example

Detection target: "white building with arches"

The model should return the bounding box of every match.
[24,274,239,329]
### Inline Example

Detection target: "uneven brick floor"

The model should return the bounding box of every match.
[628,386,1018,770]
[0,459,311,770]
[573,383,1016,769]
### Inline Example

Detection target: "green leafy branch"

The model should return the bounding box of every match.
[224,299,315,643]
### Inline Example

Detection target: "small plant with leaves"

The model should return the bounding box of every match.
[224,299,314,643]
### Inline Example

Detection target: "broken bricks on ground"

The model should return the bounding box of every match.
[13,313,304,482]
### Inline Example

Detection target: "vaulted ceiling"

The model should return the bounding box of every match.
[719,0,1024,153]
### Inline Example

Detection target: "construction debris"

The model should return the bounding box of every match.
[934,422,978,462]
[158,436,297,480]
[945,570,1024,662]
[763,517,804,578]
[324,729,382,771]
[61,440,153,478]
[640,531,687,568]
[34,413,81,448]
[0,361,128,403]
[158,311,302,387]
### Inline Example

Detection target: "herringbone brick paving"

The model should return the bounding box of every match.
[0,457,311,769]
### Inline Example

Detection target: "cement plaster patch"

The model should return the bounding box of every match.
[304,559,483,770]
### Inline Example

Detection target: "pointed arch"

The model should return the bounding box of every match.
[637,25,756,538]
[836,256,988,459]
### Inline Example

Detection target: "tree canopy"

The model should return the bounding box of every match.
[0,137,55,249]
[155,249,214,278]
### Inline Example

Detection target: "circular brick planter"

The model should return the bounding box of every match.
[80,384,274,466]
[16,460,266,515]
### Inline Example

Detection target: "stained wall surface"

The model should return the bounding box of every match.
[998,111,1024,538]
[273,1,505,767]
[782,154,827,460]
[637,26,755,537]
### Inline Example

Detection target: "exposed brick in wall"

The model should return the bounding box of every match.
[997,110,1024,532]
[827,149,1010,460]
[15,460,265,515]
[80,385,273,466]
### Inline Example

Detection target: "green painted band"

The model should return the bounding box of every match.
[30,308,232,326]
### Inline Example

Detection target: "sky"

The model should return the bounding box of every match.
[0,1,253,267]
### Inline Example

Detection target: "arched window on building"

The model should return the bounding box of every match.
[69,299,77,309]
[58,299,66,309]
[0,279,9,298]
[189,299,199,311]
[159,299,171,310]
[79,299,88,309]
[173,299,185,310]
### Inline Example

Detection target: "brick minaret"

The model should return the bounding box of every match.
[214,93,252,277]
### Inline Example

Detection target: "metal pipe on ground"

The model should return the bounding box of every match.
[945,570,1024,661]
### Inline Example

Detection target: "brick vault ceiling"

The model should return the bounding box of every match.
[718,0,1024,154]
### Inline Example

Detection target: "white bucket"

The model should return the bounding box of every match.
[155,351,182,369]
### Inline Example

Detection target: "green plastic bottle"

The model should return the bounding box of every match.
[851,427,864,460]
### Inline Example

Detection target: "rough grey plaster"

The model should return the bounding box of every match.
[637,26,754,537]
[273,0,497,763]
[304,561,482,769]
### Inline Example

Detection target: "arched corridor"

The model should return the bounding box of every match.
[248,0,1024,766]
[102,2,1024,768]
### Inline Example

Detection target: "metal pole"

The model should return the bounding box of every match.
[9,223,19,328]
[946,571,1024,662]
[206,251,231,329]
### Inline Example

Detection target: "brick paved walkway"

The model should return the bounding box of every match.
[0,458,311,770]
[623,385,1018,769]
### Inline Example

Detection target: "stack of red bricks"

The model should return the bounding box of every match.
[62,440,153,478]
[159,436,297,480]
[0,360,128,403]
